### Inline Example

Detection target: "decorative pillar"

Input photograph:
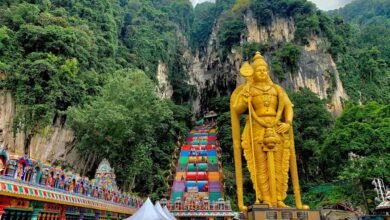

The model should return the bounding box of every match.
[31,201,44,220]
[14,210,22,220]
[31,208,42,220]
[0,204,7,219]
[59,205,66,220]
[79,208,85,220]
[0,196,12,219]
[95,210,100,220]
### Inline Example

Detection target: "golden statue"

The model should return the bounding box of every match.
[230,52,308,211]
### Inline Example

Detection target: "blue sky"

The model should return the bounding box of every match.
[191,0,354,11]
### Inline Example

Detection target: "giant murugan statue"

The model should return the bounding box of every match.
[230,52,308,211]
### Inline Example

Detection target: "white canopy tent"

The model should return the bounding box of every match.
[163,205,176,220]
[126,198,161,220]
[155,201,176,220]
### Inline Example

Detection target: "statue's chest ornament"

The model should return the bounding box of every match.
[263,93,271,107]
[251,86,277,111]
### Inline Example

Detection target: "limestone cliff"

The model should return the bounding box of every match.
[0,9,349,173]
[0,91,89,173]
[187,10,348,116]
[157,60,173,99]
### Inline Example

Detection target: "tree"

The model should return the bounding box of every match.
[320,102,389,210]
[68,69,190,197]
[289,88,333,181]
[321,102,389,180]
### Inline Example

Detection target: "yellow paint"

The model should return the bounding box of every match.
[230,52,309,211]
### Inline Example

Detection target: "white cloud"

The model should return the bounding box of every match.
[191,0,214,6]
[308,0,354,10]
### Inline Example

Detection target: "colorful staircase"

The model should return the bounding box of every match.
[170,126,222,204]
[165,125,234,219]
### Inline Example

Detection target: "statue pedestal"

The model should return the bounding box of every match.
[246,204,321,220]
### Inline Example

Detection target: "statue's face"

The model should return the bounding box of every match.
[253,65,268,82]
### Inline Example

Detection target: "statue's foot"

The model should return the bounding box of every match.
[297,204,310,210]
[262,200,272,207]
[277,201,290,208]
[239,205,248,212]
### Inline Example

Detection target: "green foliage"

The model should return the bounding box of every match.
[240,42,268,60]
[279,43,301,73]
[6,53,86,131]
[68,70,191,196]
[1,0,388,208]
[119,0,194,101]
[191,2,218,52]
[160,0,194,35]
[0,3,40,30]
[289,88,333,181]
[329,0,390,26]
[271,58,284,80]
[299,182,353,209]
[0,0,195,198]
[336,40,390,104]
[327,0,390,104]
[218,14,246,58]
[268,43,302,81]
[320,102,389,209]
[321,102,389,180]
[250,0,318,43]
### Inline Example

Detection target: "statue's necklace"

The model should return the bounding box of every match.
[253,85,272,92]
[253,85,272,107]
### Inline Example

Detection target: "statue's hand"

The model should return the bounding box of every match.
[276,123,290,133]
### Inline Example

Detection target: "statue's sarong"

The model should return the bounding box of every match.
[241,117,290,202]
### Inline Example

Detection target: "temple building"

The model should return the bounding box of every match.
[0,146,141,219]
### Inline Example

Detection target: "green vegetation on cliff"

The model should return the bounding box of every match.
[329,0,390,104]
[201,0,389,104]
[0,0,193,197]
[0,0,388,212]
[68,70,191,198]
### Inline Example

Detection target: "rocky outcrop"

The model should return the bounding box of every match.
[281,50,348,116]
[187,10,348,116]
[0,91,87,171]
[244,10,295,43]
[187,20,244,113]
[156,60,173,99]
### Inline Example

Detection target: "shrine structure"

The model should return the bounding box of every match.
[0,146,141,219]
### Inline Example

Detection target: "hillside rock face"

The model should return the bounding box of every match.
[157,60,173,99]
[0,9,348,170]
[245,10,295,43]
[187,10,348,116]
[0,91,88,172]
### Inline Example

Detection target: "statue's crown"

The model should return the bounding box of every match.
[252,51,267,69]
